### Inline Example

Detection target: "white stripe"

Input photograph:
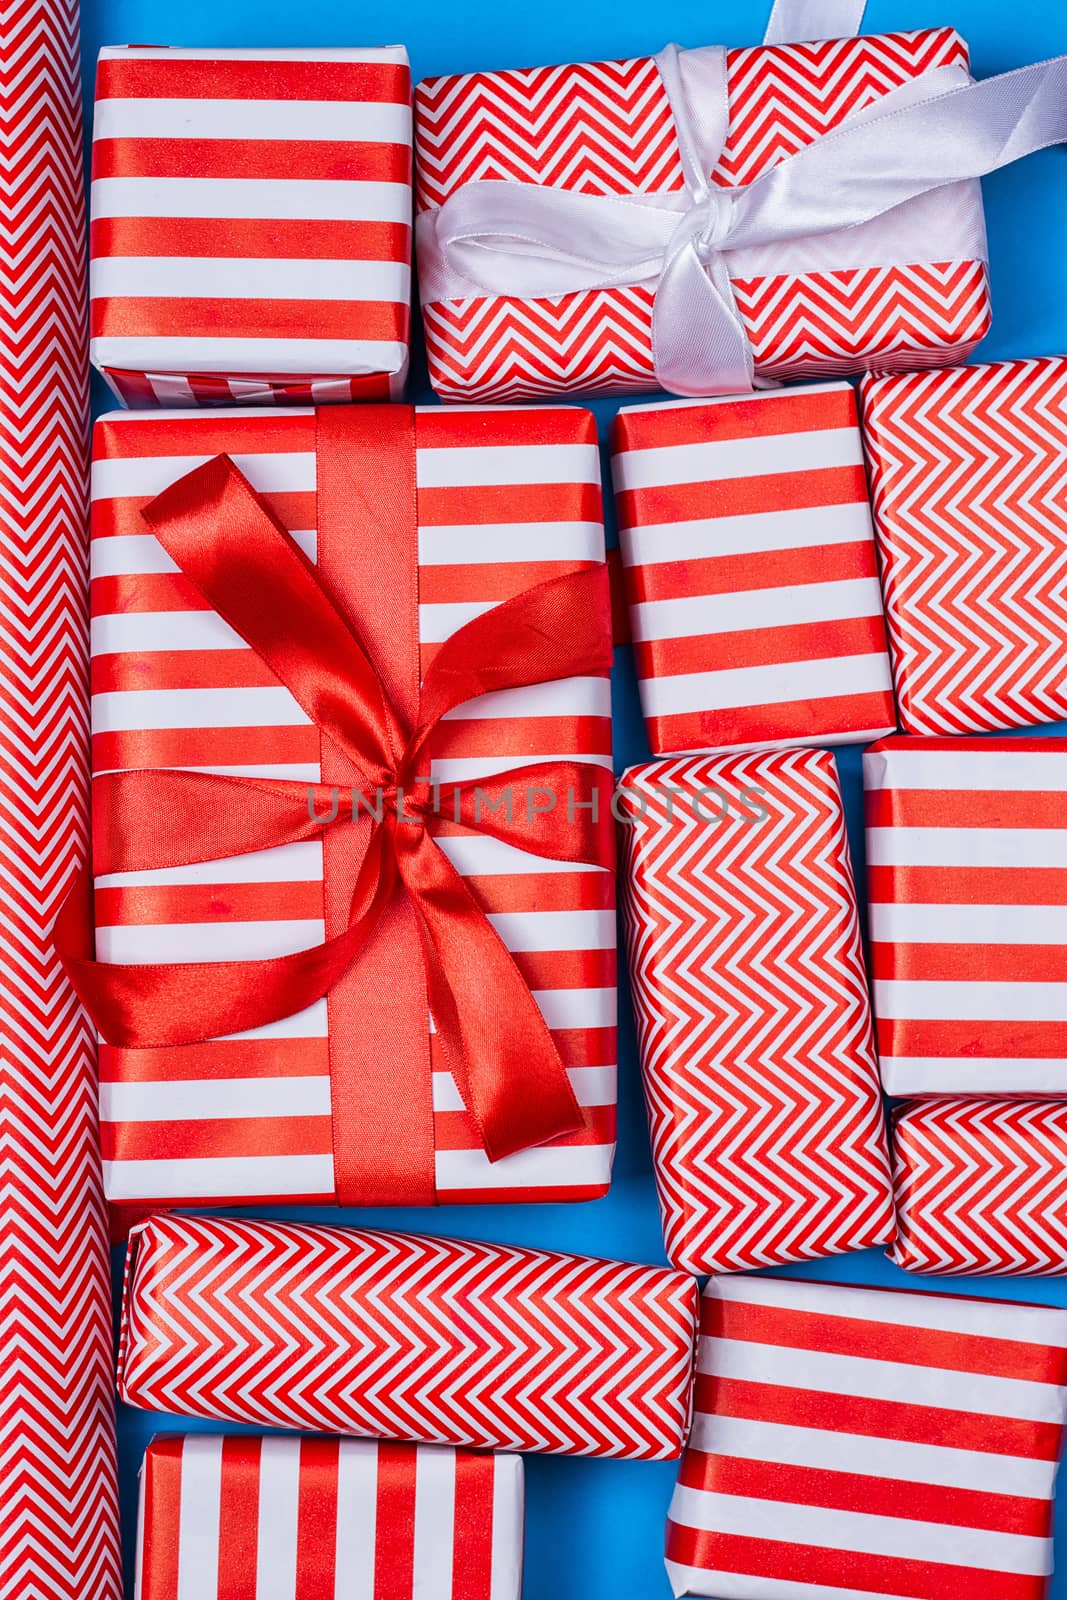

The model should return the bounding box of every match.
[440,675,611,720]
[864,745,1067,793]
[93,96,411,143]
[881,1057,1067,1095]
[92,175,411,222]
[224,999,328,1040]
[148,374,197,405]
[665,1560,920,1600]
[412,1448,456,1595]
[875,977,1067,1022]
[667,1485,1050,1577]
[92,685,309,731]
[419,520,604,565]
[92,610,246,655]
[97,840,323,888]
[256,1438,301,1600]
[91,450,315,500]
[488,908,615,952]
[92,255,410,303]
[866,825,1067,869]
[869,900,1067,944]
[687,1411,1058,1499]
[613,425,862,491]
[97,919,324,963]
[420,600,494,639]
[176,1436,223,1600]
[100,1075,331,1123]
[94,334,407,376]
[435,1141,614,1192]
[639,652,892,717]
[618,500,874,566]
[433,833,598,876]
[103,1152,334,1199]
[99,45,408,62]
[430,754,612,783]
[415,442,599,488]
[432,1064,615,1111]
[334,1441,379,1600]
[490,1456,525,1600]
[172,762,322,782]
[632,576,885,642]
[533,985,614,1030]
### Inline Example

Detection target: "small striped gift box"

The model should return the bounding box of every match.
[611,385,896,756]
[90,47,412,407]
[134,1435,524,1600]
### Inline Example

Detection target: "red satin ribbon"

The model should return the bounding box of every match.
[56,410,615,1186]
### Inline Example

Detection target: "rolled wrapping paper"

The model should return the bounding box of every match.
[0,1,121,1596]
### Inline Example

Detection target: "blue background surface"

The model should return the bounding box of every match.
[78,1,1067,1593]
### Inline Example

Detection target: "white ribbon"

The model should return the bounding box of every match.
[763,0,866,43]
[417,41,1067,396]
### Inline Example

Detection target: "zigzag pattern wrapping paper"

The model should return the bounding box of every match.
[117,1214,700,1460]
[666,1274,1067,1600]
[0,1,122,1596]
[892,1100,1067,1277]
[862,356,1067,735]
[865,735,1067,1096]
[134,1434,524,1600]
[619,749,894,1274]
[90,403,616,1208]
[413,28,991,402]
[90,46,412,407]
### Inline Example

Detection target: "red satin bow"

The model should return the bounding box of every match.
[56,440,615,1170]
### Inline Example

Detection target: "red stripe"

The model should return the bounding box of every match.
[92,214,410,262]
[626,539,877,604]
[865,788,1067,830]
[217,1437,261,1600]
[429,1025,615,1071]
[375,1442,416,1598]
[438,1179,610,1203]
[451,1453,498,1600]
[635,615,888,677]
[95,881,323,926]
[617,465,868,529]
[867,864,1067,907]
[873,941,1067,984]
[93,137,408,183]
[428,716,611,760]
[94,411,314,459]
[296,1438,338,1600]
[92,295,407,343]
[612,388,857,452]
[434,1102,617,1152]
[508,949,616,992]
[92,648,282,693]
[454,870,614,915]
[93,488,316,538]
[102,1115,332,1161]
[95,55,411,102]
[420,560,591,604]
[417,482,602,528]
[876,1016,1067,1061]
[92,572,209,613]
[648,691,894,755]
[99,1038,329,1082]
[418,407,596,449]
[91,724,320,771]
[140,1439,183,1600]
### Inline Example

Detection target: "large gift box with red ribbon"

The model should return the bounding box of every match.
[619,748,895,1274]
[135,1434,524,1600]
[118,1215,700,1460]
[666,1273,1067,1599]
[68,404,617,1208]
[90,46,413,407]
[413,28,990,403]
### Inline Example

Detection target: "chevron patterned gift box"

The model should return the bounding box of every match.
[90,47,412,407]
[861,355,1067,735]
[134,1434,524,1600]
[611,384,896,754]
[666,1273,1067,1600]
[893,1099,1067,1276]
[118,1215,700,1460]
[87,404,617,1208]
[619,748,895,1274]
[413,28,990,403]
[865,735,1067,1096]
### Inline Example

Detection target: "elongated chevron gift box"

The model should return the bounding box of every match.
[413,28,990,402]
[666,1273,1067,1600]
[90,47,412,406]
[134,1434,524,1600]
[89,404,617,1208]
[893,1100,1067,1276]
[611,385,896,754]
[619,749,895,1274]
[118,1215,700,1460]
[865,736,1067,1096]
[862,356,1067,734]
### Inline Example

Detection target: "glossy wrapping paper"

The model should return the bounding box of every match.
[619,749,895,1274]
[118,1214,700,1460]
[0,1,122,1595]
[134,1434,524,1600]
[413,28,990,403]
[88,403,617,1208]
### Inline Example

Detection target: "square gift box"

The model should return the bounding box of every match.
[134,1434,524,1600]
[862,355,1067,735]
[619,748,895,1274]
[611,384,896,755]
[865,735,1067,1096]
[90,47,413,406]
[413,28,990,402]
[86,404,617,1208]
[666,1273,1067,1600]
[118,1215,700,1461]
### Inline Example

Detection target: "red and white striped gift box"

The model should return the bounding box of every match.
[865,735,1067,1097]
[90,404,616,1206]
[611,385,895,755]
[135,1434,523,1600]
[619,749,894,1274]
[666,1273,1067,1600]
[413,29,990,403]
[118,1215,700,1461]
[90,47,412,407]
[862,357,1067,735]
[892,1099,1067,1276]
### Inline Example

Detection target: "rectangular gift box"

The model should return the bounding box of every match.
[90,46,412,406]
[135,1434,524,1600]
[619,749,895,1274]
[892,1099,1067,1277]
[90,404,616,1207]
[666,1273,1067,1600]
[611,384,896,754]
[413,28,990,403]
[862,355,1067,735]
[118,1215,700,1461]
[865,735,1067,1096]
